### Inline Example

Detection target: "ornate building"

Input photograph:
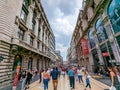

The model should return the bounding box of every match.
[0,0,55,88]
[73,0,120,73]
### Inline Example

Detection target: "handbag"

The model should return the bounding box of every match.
[109,86,116,90]
[117,75,120,83]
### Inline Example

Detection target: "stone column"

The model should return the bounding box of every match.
[94,35,104,65]
[40,21,43,41]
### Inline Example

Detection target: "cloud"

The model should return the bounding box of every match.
[41,0,82,60]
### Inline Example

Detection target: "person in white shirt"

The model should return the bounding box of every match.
[77,67,83,83]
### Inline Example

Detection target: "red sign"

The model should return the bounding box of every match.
[102,52,109,57]
[81,38,89,55]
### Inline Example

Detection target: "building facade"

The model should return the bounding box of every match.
[74,0,120,73]
[0,0,55,87]
[55,50,63,67]
[70,37,78,65]
[49,32,56,65]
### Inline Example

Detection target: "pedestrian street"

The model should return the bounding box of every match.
[29,75,110,90]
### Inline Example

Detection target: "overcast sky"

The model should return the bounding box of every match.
[41,0,83,61]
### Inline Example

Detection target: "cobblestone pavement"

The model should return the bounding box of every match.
[29,75,110,90]
[0,74,39,90]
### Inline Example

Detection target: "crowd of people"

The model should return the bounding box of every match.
[18,65,120,90]
[39,66,91,90]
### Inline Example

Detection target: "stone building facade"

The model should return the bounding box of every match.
[73,0,120,73]
[0,0,55,87]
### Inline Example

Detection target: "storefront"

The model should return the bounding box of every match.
[91,49,100,73]
[107,0,120,65]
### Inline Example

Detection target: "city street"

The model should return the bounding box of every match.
[1,0,120,89]
[28,75,110,90]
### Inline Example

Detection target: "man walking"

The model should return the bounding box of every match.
[68,66,75,90]
[50,67,60,90]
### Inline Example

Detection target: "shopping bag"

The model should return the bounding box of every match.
[87,75,91,78]
[117,75,120,83]
[109,86,116,90]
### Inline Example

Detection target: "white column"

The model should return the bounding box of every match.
[44,27,46,44]
[26,33,30,44]
[35,19,39,37]
[26,8,33,29]
[40,21,43,41]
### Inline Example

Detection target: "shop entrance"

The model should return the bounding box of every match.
[92,49,100,73]
[12,55,22,72]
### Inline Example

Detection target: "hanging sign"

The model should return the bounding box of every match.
[81,38,89,55]
[102,52,109,57]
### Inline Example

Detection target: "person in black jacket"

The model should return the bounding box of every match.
[25,70,32,89]
[21,70,26,90]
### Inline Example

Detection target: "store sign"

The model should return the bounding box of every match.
[102,52,109,57]
[81,38,89,55]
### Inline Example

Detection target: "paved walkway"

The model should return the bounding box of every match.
[29,75,110,90]
[0,74,39,90]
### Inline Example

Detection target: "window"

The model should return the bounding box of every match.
[88,30,95,48]
[37,42,40,49]
[18,28,24,40]
[42,31,44,41]
[32,10,36,31]
[32,22,35,31]
[95,18,108,43]
[23,0,29,8]
[108,0,120,33]
[116,35,120,48]
[20,9,27,23]
[30,36,34,46]
[38,28,41,38]
[20,0,29,23]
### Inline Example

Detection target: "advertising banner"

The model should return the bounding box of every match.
[81,38,89,55]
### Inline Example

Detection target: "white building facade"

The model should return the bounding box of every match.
[0,0,55,87]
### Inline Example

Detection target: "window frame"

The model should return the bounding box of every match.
[18,28,25,40]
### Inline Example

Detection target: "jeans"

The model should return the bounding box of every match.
[78,75,83,83]
[21,78,26,90]
[69,76,75,89]
[86,83,91,88]
[39,76,42,83]
[43,79,49,90]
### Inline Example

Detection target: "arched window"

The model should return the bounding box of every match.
[108,0,120,33]
[95,19,108,43]
[88,30,95,48]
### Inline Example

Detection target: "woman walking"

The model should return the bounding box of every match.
[108,66,120,90]
[21,70,26,90]
[43,69,50,90]
[84,70,91,90]
[77,67,83,83]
